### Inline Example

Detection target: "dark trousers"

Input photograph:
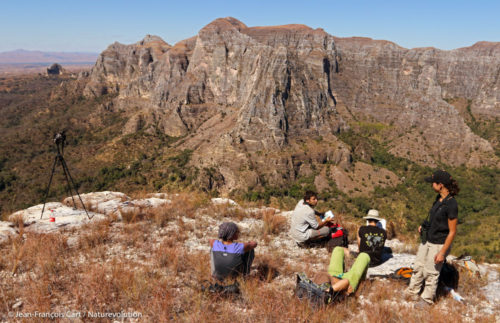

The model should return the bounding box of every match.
[238,249,255,275]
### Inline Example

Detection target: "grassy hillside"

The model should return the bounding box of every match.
[0,75,498,262]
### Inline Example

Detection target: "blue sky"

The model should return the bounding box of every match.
[0,0,498,53]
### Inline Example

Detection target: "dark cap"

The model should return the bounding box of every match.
[424,170,452,186]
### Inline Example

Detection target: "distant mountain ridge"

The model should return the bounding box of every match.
[0,49,98,64]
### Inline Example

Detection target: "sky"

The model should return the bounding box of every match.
[0,0,499,53]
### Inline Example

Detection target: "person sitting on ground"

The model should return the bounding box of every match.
[312,210,386,296]
[314,246,371,297]
[358,209,387,267]
[289,190,334,246]
[209,222,258,281]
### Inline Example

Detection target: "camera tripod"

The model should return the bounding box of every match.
[40,132,92,219]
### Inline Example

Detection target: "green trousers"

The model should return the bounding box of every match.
[328,247,370,292]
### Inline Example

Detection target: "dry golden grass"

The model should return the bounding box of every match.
[78,220,111,250]
[119,206,150,223]
[0,197,498,322]
[334,213,359,243]
[148,192,209,226]
[254,252,284,282]
[260,209,288,237]
[204,203,249,221]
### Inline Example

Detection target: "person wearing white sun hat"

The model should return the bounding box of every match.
[358,209,387,267]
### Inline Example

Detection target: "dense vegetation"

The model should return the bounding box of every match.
[0,75,498,262]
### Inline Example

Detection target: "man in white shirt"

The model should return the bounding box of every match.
[289,191,333,245]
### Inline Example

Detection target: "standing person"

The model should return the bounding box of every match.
[358,209,387,267]
[406,170,459,305]
[289,191,334,246]
[210,222,258,281]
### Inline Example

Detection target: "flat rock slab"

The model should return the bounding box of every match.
[0,221,17,243]
[63,191,129,216]
[9,202,106,233]
[64,192,171,219]
[480,266,500,304]
[367,253,416,277]
[211,198,238,206]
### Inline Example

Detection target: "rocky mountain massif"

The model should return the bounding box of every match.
[83,17,499,193]
[1,18,498,262]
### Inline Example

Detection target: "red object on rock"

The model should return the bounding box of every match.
[49,217,55,222]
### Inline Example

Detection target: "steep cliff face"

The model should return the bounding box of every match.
[331,37,499,167]
[83,18,499,191]
[84,17,352,190]
[85,18,345,144]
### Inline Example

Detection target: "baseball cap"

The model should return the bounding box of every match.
[424,170,452,186]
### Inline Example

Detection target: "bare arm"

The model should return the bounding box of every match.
[244,241,258,252]
[209,239,215,248]
[434,218,457,264]
[316,215,333,228]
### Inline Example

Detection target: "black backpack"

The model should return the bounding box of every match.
[295,273,343,307]
[439,262,459,290]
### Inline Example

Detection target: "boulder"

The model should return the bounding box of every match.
[0,221,16,243]
[8,202,106,233]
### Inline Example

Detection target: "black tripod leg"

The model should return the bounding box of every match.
[60,157,92,219]
[60,156,77,208]
[40,156,58,219]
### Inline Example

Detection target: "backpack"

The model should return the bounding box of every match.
[295,273,343,307]
[327,225,349,250]
[328,224,346,238]
[439,262,459,290]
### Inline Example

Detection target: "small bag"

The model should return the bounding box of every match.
[420,219,430,244]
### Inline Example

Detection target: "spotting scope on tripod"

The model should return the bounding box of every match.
[40,131,92,219]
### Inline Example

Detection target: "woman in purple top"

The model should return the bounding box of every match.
[209,222,258,281]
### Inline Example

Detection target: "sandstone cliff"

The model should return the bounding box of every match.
[332,37,499,167]
[83,17,499,191]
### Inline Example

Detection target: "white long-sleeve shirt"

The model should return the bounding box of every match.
[289,200,319,242]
